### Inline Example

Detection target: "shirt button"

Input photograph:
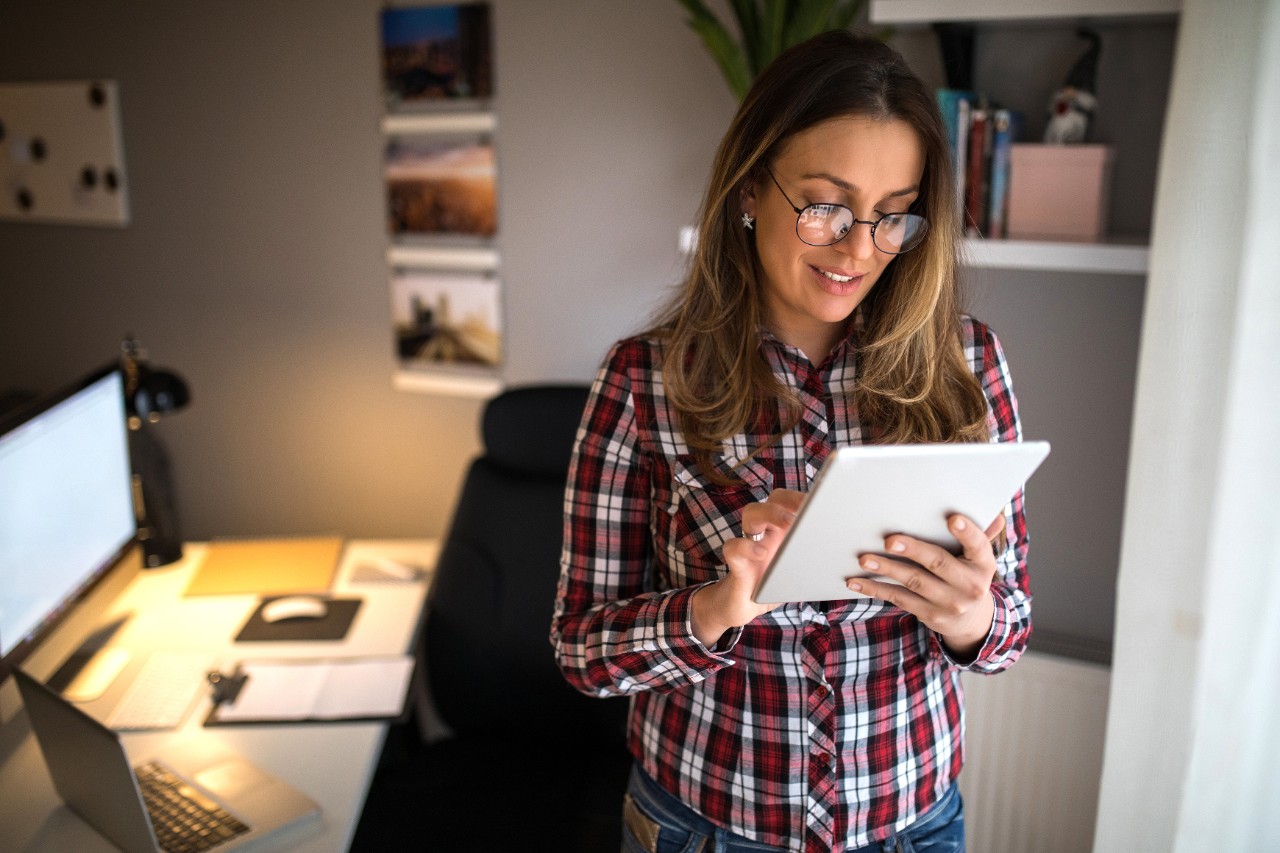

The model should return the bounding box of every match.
[814,751,830,767]
[814,685,829,699]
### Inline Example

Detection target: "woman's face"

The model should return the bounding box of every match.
[744,115,926,363]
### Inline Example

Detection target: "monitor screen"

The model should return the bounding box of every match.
[0,367,136,664]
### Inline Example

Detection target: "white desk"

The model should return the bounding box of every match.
[0,538,437,852]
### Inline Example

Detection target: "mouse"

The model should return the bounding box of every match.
[259,595,330,623]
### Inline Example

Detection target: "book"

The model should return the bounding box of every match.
[965,103,992,237]
[987,109,1023,239]
[937,89,1019,237]
[936,89,975,211]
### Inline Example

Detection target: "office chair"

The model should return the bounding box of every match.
[352,385,631,853]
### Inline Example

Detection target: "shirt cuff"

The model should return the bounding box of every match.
[655,583,741,679]
[933,588,1022,672]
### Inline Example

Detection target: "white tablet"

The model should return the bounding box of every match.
[752,441,1050,604]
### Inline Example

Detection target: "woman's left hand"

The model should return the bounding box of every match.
[847,513,1005,659]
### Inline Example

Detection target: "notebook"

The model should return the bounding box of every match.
[14,668,320,853]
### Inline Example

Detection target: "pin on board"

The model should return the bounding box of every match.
[0,80,129,226]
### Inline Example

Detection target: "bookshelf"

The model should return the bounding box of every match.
[961,235,1149,274]
[868,10,1179,849]
[870,0,1180,24]
[872,0,1175,274]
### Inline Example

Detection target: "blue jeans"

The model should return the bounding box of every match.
[621,765,965,853]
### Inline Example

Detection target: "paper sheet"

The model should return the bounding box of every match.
[209,657,414,723]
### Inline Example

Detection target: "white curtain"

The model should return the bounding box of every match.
[1094,0,1280,850]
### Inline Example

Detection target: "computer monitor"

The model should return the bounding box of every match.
[0,366,137,683]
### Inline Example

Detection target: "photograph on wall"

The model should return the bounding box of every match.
[392,271,502,368]
[380,3,493,106]
[385,138,497,238]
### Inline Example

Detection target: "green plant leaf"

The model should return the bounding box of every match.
[782,0,839,48]
[676,0,753,99]
[676,0,879,100]
[729,0,763,74]
[760,0,789,71]
[830,0,866,31]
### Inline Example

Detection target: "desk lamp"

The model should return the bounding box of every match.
[121,336,190,568]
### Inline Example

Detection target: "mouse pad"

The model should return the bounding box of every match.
[234,597,362,642]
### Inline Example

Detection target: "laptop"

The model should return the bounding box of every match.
[14,668,320,853]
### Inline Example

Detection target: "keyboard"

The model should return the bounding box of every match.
[136,760,250,852]
[109,652,216,731]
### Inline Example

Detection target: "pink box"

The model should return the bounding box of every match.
[1007,144,1115,241]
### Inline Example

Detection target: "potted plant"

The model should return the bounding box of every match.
[674,0,872,100]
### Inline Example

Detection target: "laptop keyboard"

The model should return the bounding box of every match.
[109,652,215,731]
[136,760,250,852]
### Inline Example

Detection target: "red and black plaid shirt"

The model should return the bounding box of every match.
[551,316,1030,852]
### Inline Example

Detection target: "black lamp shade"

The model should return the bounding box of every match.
[130,366,190,423]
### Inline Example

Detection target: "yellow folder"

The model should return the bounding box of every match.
[184,536,344,597]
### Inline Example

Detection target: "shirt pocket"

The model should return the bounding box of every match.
[663,454,774,587]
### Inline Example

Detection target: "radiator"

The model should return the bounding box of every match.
[959,650,1111,853]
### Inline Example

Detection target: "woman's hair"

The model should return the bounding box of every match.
[649,29,989,469]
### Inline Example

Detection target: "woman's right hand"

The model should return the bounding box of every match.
[690,488,805,647]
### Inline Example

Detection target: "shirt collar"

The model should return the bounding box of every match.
[756,306,864,367]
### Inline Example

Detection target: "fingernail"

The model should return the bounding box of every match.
[847,580,863,592]
[953,517,967,531]
[890,541,905,553]
[862,558,879,571]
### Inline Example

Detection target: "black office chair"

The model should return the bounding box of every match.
[352,385,632,852]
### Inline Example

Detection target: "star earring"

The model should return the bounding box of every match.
[741,212,755,230]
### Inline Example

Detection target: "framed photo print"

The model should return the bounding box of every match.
[391,270,502,369]
[385,138,497,238]
[380,4,493,107]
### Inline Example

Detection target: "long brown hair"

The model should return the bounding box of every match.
[649,30,988,470]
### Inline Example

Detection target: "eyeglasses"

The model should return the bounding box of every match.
[764,167,928,254]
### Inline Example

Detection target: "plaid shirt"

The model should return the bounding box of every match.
[551,316,1030,851]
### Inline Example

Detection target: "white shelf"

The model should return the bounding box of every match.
[961,236,1149,274]
[386,244,500,272]
[392,368,503,398]
[680,226,1146,274]
[870,0,1179,24]
[381,111,496,136]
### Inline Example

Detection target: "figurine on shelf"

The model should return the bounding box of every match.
[1044,28,1101,144]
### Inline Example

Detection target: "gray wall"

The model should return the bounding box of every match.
[966,270,1144,655]
[0,3,1171,653]
[0,0,735,541]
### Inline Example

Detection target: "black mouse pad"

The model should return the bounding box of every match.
[234,596,362,642]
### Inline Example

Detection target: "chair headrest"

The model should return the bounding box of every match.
[482,385,590,478]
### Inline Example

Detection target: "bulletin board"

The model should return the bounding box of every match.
[0,80,129,226]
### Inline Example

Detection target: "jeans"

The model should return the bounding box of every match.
[621,765,965,853]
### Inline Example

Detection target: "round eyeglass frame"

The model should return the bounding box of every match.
[763,167,928,254]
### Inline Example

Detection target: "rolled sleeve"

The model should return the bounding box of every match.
[550,342,737,697]
[939,320,1034,674]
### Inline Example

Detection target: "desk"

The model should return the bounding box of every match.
[0,538,436,852]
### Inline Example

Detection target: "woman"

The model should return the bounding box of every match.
[551,30,1029,853]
